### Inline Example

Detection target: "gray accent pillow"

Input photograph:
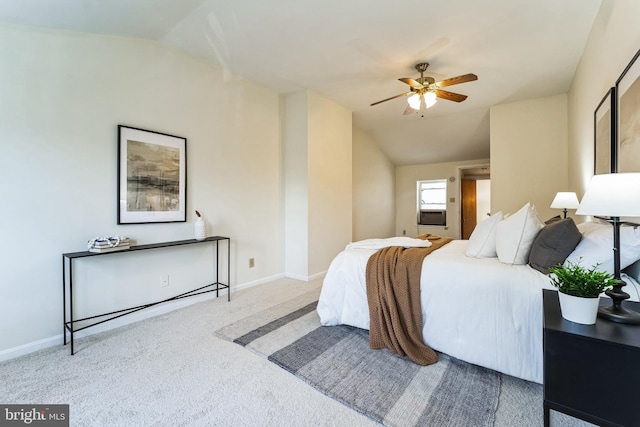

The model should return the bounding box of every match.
[623,258,640,283]
[528,218,582,274]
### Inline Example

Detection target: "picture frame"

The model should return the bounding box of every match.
[615,47,640,173]
[594,87,616,175]
[117,125,187,224]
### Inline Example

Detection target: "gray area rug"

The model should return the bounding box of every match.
[215,291,500,427]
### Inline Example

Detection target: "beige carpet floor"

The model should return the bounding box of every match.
[0,276,591,426]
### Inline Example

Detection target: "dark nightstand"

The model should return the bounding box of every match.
[543,289,640,427]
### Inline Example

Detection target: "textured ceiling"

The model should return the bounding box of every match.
[0,0,602,165]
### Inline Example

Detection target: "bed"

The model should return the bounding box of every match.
[317,204,640,384]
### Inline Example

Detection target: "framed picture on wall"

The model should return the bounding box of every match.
[616,47,640,173]
[117,125,187,224]
[594,87,615,175]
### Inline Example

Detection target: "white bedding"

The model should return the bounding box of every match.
[318,239,640,384]
[318,240,555,383]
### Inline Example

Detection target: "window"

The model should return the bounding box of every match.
[418,179,447,226]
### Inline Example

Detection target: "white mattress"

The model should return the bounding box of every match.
[317,240,555,383]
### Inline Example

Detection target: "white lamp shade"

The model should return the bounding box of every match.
[550,192,580,209]
[576,173,640,217]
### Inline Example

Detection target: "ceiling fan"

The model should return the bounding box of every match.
[371,63,477,114]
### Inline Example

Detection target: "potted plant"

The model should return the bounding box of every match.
[548,260,614,325]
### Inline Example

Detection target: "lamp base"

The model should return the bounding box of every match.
[598,304,640,325]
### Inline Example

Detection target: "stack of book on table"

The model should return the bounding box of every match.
[87,236,131,253]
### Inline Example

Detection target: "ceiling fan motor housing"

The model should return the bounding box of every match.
[415,63,435,87]
[415,62,430,73]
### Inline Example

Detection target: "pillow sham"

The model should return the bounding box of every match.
[496,203,544,265]
[528,218,582,274]
[465,211,503,258]
[565,221,640,275]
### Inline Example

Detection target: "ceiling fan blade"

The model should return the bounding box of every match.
[403,104,416,115]
[399,77,423,89]
[370,92,411,106]
[435,89,468,102]
[435,73,478,88]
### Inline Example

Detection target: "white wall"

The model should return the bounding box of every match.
[0,23,285,356]
[395,158,490,239]
[283,92,309,279]
[568,0,640,195]
[490,94,568,220]
[284,90,352,279]
[476,179,491,223]
[352,127,395,241]
[308,92,353,276]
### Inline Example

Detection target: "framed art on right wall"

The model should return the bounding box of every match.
[594,87,615,175]
[616,47,640,173]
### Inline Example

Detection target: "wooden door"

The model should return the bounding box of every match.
[461,179,477,239]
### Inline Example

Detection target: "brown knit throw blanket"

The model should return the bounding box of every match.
[365,234,452,365]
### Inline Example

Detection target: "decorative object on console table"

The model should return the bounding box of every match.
[576,173,640,324]
[117,125,187,224]
[548,260,613,325]
[194,210,207,241]
[615,47,640,173]
[87,236,130,253]
[549,192,580,218]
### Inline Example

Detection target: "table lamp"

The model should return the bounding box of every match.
[550,192,580,218]
[576,173,640,324]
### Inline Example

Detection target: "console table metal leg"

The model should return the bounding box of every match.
[216,240,219,298]
[69,258,74,355]
[62,255,66,346]
[227,238,230,302]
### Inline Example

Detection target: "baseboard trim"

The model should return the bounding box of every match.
[0,335,62,363]
[234,273,285,291]
[285,270,327,282]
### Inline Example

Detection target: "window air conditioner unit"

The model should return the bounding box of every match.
[419,210,446,226]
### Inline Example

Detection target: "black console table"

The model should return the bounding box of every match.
[543,289,640,427]
[62,236,230,355]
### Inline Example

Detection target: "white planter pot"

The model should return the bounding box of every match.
[558,292,600,325]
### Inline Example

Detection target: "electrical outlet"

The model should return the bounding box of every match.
[160,275,169,287]
[249,258,255,268]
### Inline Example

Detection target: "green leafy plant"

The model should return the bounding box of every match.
[548,259,614,298]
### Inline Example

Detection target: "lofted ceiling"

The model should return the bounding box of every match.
[0,0,602,166]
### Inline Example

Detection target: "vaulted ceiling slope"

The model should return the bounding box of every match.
[0,0,602,165]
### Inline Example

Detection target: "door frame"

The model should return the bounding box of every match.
[456,163,490,239]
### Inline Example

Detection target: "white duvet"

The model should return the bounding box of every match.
[317,239,555,384]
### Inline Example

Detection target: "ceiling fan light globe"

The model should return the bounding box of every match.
[425,91,437,108]
[407,94,421,110]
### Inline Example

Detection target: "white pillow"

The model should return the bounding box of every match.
[465,211,503,258]
[565,221,640,274]
[496,203,544,265]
